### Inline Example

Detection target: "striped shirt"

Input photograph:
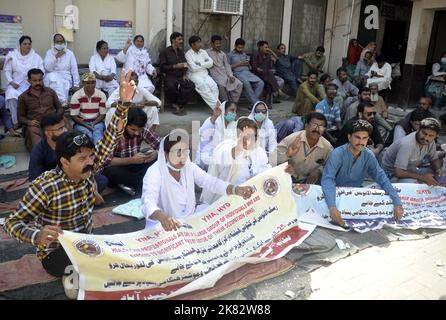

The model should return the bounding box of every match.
[3,105,128,261]
[70,88,107,120]
[315,99,341,128]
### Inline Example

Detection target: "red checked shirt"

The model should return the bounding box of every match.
[107,126,161,164]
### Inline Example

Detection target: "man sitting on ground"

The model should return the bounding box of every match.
[103,107,160,196]
[3,71,135,299]
[28,112,108,200]
[382,118,444,185]
[273,112,332,184]
[337,102,385,157]
[321,120,403,227]
[293,71,325,116]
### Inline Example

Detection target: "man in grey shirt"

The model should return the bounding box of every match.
[227,38,264,106]
[382,118,443,185]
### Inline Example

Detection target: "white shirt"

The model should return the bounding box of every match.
[186,49,214,76]
[106,86,161,108]
[44,48,80,86]
[141,161,229,230]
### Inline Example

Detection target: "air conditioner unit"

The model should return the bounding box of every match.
[200,0,244,15]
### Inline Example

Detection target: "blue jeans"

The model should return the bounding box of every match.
[94,173,109,194]
[74,121,105,145]
[0,96,13,131]
[234,71,265,106]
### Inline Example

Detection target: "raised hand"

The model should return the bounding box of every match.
[287,135,302,158]
[119,70,137,103]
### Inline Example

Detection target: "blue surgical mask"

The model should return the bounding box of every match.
[441,58,446,64]
[55,43,66,51]
[225,112,237,123]
[254,112,266,123]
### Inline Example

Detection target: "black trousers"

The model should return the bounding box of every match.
[41,246,72,277]
[103,162,155,193]
[165,76,196,106]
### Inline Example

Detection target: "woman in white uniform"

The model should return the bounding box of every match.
[195,101,237,170]
[248,101,277,155]
[116,35,157,93]
[43,33,80,105]
[4,36,44,126]
[141,130,254,231]
[201,117,271,205]
[89,40,119,96]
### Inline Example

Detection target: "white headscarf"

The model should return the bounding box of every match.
[248,101,273,130]
[212,101,238,147]
[158,133,196,219]
[201,117,257,205]
[5,37,39,71]
[124,38,150,75]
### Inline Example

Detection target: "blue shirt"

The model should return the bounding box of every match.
[355,59,372,77]
[315,99,341,128]
[321,144,402,208]
[227,50,251,73]
[29,139,58,181]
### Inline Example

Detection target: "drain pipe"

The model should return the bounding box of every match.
[345,0,355,55]
[166,0,174,46]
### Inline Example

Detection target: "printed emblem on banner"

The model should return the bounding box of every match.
[292,184,310,197]
[74,239,103,257]
[263,178,280,197]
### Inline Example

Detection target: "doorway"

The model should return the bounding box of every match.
[381,20,407,65]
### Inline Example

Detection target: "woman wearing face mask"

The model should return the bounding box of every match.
[201,117,271,205]
[248,101,277,155]
[425,52,446,109]
[116,35,157,93]
[4,35,44,128]
[195,101,237,170]
[141,130,254,231]
[43,34,80,106]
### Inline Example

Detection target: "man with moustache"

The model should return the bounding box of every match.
[18,68,63,151]
[336,102,385,157]
[343,86,371,124]
[321,120,403,227]
[382,118,444,185]
[273,112,333,185]
[159,32,195,115]
[28,112,109,198]
[3,71,135,295]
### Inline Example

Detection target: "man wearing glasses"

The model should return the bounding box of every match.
[273,112,333,185]
[28,112,109,200]
[3,71,136,298]
[336,102,385,157]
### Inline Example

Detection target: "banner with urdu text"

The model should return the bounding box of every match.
[59,164,315,300]
[293,183,446,233]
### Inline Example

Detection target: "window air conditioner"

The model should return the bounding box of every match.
[200,0,244,15]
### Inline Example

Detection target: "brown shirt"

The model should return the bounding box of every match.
[159,46,187,79]
[18,87,63,126]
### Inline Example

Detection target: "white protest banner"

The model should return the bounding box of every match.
[59,164,315,300]
[293,183,446,233]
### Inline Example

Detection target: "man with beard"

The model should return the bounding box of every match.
[18,68,63,151]
[344,86,371,123]
[28,112,109,198]
[321,120,403,227]
[159,32,195,115]
[337,102,385,157]
[3,71,135,298]
[331,67,359,115]
[103,107,160,196]
[273,112,332,185]
[293,71,325,116]
[382,118,443,185]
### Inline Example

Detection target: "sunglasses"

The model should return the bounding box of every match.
[365,112,376,116]
[68,134,90,148]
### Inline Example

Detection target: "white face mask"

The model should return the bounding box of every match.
[54,43,66,51]
[441,57,446,64]
[371,93,379,102]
